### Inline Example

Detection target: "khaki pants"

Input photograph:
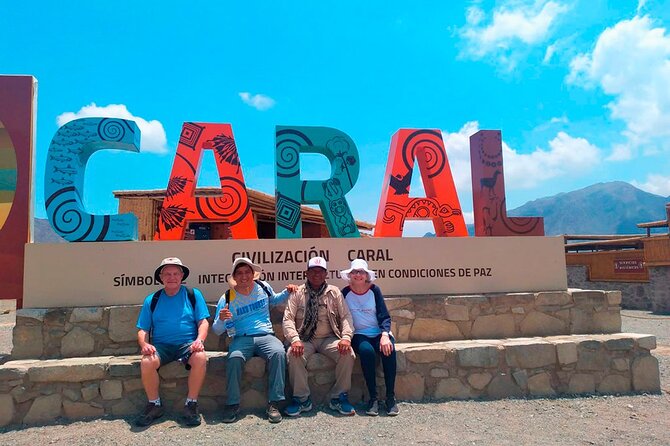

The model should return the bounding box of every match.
[287,336,356,400]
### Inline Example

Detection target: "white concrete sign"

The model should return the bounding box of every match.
[23,236,567,308]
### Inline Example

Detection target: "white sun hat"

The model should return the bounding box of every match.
[340,258,376,282]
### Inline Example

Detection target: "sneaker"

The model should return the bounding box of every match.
[386,398,399,416]
[182,401,201,426]
[266,402,282,423]
[329,392,355,416]
[365,398,379,416]
[284,396,313,417]
[222,404,240,423]
[135,402,164,427]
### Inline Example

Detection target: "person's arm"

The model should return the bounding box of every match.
[211,296,228,336]
[335,288,355,341]
[137,329,155,356]
[282,292,301,343]
[266,281,297,306]
[372,285,394,356]
[136,296,155,355]
[190,318,209,352]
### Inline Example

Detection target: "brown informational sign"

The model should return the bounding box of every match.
[614,259,645,273]
[23,236,567,308]
[0,76,36,306]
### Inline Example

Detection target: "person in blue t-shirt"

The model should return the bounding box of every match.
[212,257,297,424]
[134,257,210,427]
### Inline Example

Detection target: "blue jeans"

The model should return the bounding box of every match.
[351,333,397,400]
[226,334,286,405]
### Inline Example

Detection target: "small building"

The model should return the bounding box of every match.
[113,187,374,241]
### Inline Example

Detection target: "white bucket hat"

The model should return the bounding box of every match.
[340,258,376,282]
[231,257,262,279]
[154,257,190,284]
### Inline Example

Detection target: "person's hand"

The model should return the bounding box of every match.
[338,338,351,355]
[286,284,298,293]
[140,343,157,356]
[190,339,205,353]
[219,304,233,321]
[290,340,304,357]
[380,334,394,356]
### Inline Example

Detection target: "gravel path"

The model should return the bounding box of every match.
[0,303,668,445]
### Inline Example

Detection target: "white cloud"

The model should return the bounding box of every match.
[631,174,670,196]
[442,121,602,191]
[567,16,670,152]
[239,92,276,111]
[56,103,168,154]
[460,1,569,69]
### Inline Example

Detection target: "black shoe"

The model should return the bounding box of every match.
[267,402,282,423]
[182,401,201,426]
[135,402,164,427]
[386,398,399,416]
[222,404,240,423]
[365,398,379,416]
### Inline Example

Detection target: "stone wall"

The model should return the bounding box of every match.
[567,266,651,310]
[12,290,622,360]
[648,267,670,314]
[0,333,660,427]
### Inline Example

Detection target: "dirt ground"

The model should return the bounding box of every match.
[0,301,668,446]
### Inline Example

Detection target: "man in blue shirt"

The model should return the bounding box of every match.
[212,257,296,423]
[135,257,210,427]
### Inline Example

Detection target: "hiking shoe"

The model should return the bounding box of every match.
[365,398,379,416]
[386,398,399,416]
[135,402,164,427]
[182,401,201,426]
[267,402,282,423]
[285,397,312,417]
[222,404,239,423]
[329,392,355,416]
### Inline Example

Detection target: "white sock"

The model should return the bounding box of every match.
[185,398,197,405]
[149,398,161,406]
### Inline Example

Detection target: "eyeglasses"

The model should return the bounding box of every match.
[350,270,367,276]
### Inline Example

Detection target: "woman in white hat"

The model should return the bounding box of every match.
[340,258,398,416]
[212,257,297,424]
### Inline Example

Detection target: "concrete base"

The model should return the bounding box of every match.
[0,333,660,427]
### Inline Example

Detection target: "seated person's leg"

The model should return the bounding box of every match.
[225,336,255,405]
[254,335,287,403]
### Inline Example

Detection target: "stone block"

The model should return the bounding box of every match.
[390,309,415,320]
[535,291,571,306]
[306,353,335,372]
[314,371,335,385]
[61,327,95,357]
[572,291,607,309]
[568,374,595,394]
[604,337,634,351]
[528,372,555,396]
[490,293,534,308]
[12,325,44,359]
[635,335,656,351]
[404,346,446,364]
[512,370,528,389]
[553,341,578,365]
[505,342,556,369]
[445,304,469,321]
[240,389,266,409]
[23,394,62,425]
[467,372,492,390]
[487,374,523,399]
[457,345,499,368]
[612,358,630,371]
[395,373,425,401]
[570,308,594,334]
[0,394,15,427]
[632,356,661,392]
[111,399,137,416]
[28,358,108,382]
[430,368,450,378]
[159,361,190,379]
[108,357,140,377]
[81,383,99,401]
[606,291,622,306]
[520,312,565,336]
[62,387,81,402]
[396,350,407,373]
[101,380,123,400]
[577,348,608,371]
[11,385,40,403]
[16,309,48,322]
[597,375,631,394]
[471,314,515,339]
[511,307,525,314]
[385,298,412,311]
[397,324,411,342]
[0,363,30,381]
[410,318,463,342]
[108,306,141,343]
[70,308,103,323]
[434,378,470,399]
[63,400,105,419]
[245,357,266,378]
[593,311,621,333]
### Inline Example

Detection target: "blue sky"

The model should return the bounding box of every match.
[2,0,670,236]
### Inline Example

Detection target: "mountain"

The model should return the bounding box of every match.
[34,218,66,243]
[509,181,668,235]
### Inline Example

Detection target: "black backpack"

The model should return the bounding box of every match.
[150,286,196,313]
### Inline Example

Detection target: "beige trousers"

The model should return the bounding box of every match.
[287,336,356,400]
